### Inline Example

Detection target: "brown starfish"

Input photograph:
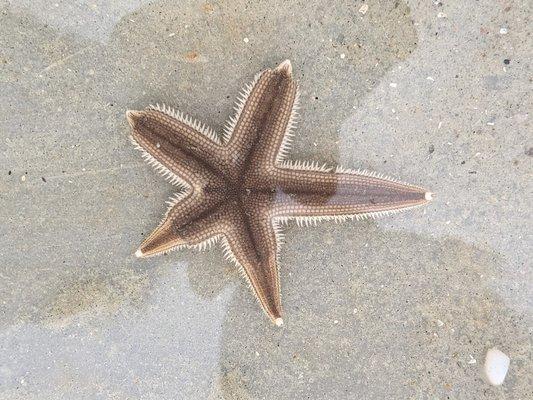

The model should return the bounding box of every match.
[126,60,432,326]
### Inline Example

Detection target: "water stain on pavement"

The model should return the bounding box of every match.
[213,225,530,399]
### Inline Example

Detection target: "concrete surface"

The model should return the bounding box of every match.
[1,0,531,399]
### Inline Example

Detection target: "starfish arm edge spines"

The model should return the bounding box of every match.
[275,88,301,164]
[274,163,425,190]
[184,234,221,252]
[273,202,428,226]
[270,219,286,270]
[148,103,221,145]
[221,71,264,143]
[220,236,249,277]
[277,159,333,173]
[130,135,190,189]
[164,190,192,217]
[334,165,428,191]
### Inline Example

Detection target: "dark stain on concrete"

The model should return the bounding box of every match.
[21,267,153,328]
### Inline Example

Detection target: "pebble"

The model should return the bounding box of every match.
[484,348,510,385]
[499,27,508,35]
[359,4,369,14]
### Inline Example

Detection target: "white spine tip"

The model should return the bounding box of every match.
[276,59,292,74]
[274,318,284,327]
[425,192,433,201]
[484,348,510,386]
[135,249,144,258]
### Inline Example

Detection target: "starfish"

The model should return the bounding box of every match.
[126,60,432,326]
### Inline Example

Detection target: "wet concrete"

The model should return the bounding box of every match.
[1,0,531,399]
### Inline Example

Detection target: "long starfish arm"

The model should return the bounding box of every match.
[244,61,298,176]
[223,60,295,181]
[127,110,224,189]
[223,197,283,325]
[271,167,432,220]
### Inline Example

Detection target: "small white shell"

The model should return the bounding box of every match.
[484,348,510,386]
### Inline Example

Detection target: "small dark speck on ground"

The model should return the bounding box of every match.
[504,59,511,65]
[8,170,11,175]
[42,177,47,182]
[525,147,533,156]
[428,144,435,154]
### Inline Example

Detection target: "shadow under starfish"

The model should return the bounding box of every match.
[126,60,433,326]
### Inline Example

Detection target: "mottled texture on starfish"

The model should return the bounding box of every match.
[127,60,432,326]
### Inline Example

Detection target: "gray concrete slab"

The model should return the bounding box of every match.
[1,0,531,399]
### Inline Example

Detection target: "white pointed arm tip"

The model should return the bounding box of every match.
[425,192,433,201]
[274,318,284,327]
[126,110,141,128]
[135,249,144,258]
[276,59,292,75]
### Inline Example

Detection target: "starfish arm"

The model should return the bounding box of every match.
[136,189,228,257]
[223,60,296,181]
[127,109,224,189]
[222,196,283,325]
[245,61,298,174]
[271,167,432,221]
